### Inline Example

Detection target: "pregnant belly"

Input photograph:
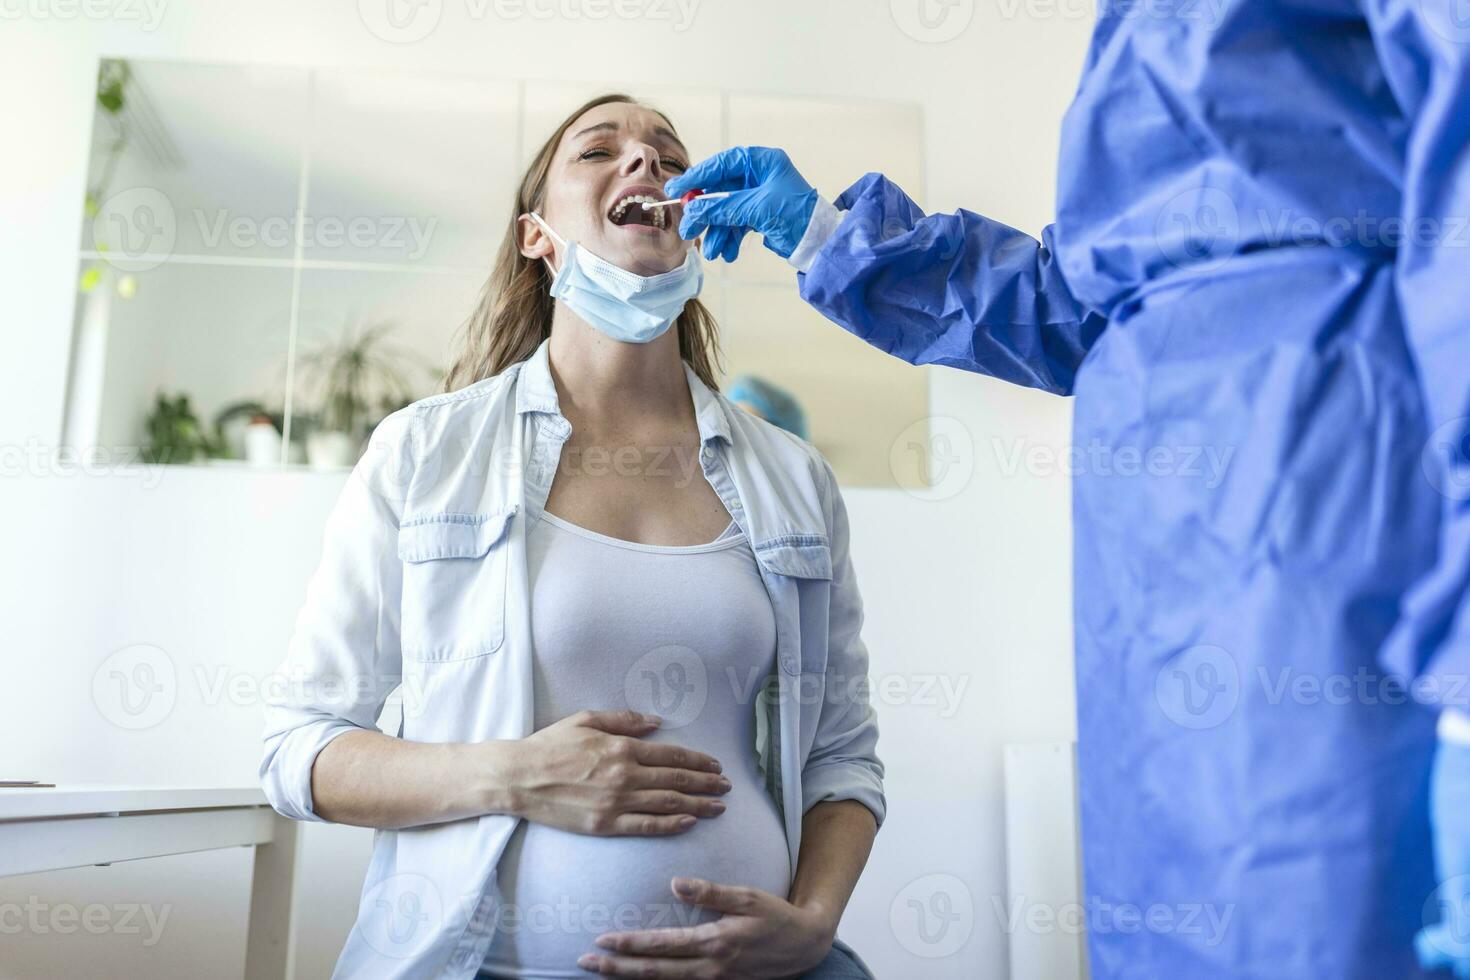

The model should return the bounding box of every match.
[481,776,789,978]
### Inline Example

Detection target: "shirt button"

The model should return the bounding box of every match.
[701,447,713,461]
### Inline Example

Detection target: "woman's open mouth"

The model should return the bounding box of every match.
[607,191,670,231]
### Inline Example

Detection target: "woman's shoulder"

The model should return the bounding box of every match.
[363,362,525,466]
[716,390,840,505]
[405,362,527,435]
[411,362,522,416]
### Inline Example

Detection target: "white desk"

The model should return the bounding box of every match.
[0,786,299,980]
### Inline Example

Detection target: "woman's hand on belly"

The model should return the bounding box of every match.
[576,877,834,978]
[506,709,732,836]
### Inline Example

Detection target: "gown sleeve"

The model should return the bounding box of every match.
[795,173,1107,396]
[1363,0,1470,705]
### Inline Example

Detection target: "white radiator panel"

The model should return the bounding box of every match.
[1003,741,1088,980]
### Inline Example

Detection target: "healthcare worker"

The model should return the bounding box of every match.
[668,0,1470,976]
[728,374,810,439]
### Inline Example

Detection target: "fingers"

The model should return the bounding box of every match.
[635,765,731,797]
[677,189,760,239]
[670,877,759,915]
[718,227,746,263]
[593,923,721,957]
[699,226,727,260]
[700,225,748,263]
[620,789,727,819]
[632,739,722,774]
[575,708,662,736]
[664,146,752,197]
[679,198,716,239]
[577,950,712,977]
[599,812,701,837]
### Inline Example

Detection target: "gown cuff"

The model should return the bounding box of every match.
[1439,708,1470,745]
[787,196,845,274]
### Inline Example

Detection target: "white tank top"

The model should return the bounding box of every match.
[479,511,790,979]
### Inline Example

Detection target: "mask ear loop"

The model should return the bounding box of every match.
[527,212,567,278]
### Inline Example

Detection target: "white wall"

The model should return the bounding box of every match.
[0,3,1091,977]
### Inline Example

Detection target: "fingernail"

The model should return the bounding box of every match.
[674,878,696,896]
[710,802,726,814]
[718,777,732,792]
[643,714,661,726]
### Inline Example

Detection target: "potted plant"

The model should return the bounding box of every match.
[294,318,429,469]
[206,399,283,464]
[142,391,216,464]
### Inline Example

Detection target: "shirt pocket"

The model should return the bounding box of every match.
[397,506,516,662]
[753,535,833,675]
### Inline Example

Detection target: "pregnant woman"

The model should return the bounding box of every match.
[260,94,885,980]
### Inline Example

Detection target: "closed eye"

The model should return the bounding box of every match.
[578,146,687,173]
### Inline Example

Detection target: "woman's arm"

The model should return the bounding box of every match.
[309,729,515,829]
[799,457,885,824]
[310,711,731,833]
[787,799,879,943]
[259,410,415,824]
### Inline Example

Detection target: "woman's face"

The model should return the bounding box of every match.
[523,102,695,278]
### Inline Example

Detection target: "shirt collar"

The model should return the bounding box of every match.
[515,337,731,447]
[514,336,561,418]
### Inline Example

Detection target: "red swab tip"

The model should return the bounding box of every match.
[681,189,703,204]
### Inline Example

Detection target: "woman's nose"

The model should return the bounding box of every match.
[621,143,663,180]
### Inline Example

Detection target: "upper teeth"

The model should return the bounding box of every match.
[610,194,665,226]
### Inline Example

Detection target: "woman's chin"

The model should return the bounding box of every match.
[603,240,690,276]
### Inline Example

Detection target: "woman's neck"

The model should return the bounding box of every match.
[546,307,693,429]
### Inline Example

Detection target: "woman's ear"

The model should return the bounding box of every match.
[517,213,554,261]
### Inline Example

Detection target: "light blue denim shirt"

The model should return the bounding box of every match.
[260,338,885,979]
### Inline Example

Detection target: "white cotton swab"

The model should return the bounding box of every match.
[640,190,735,210]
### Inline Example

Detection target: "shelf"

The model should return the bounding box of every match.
[78,249,485,277]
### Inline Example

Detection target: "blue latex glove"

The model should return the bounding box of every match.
[1417,739,1470,978]
[665,147,818,262]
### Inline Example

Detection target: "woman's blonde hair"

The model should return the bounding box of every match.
[442,93,722,393]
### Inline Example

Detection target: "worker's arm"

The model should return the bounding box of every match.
[670,148,1106,396]
[1364,0,1470,705]
[793,175,1106,395]
[1357,1,1470,970]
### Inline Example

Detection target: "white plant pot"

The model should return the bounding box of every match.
[306,430,358,470]
[243,421,283,466]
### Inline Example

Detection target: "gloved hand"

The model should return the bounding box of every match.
[666,146,818,263]
[1416,738,1470,978]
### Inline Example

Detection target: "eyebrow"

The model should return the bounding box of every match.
[570,121,688,156]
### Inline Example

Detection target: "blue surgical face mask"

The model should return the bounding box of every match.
[528,212,703,345]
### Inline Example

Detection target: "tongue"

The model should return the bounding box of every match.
[612,201,658,227]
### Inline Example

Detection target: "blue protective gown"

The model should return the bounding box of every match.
[796,1,1470,976]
